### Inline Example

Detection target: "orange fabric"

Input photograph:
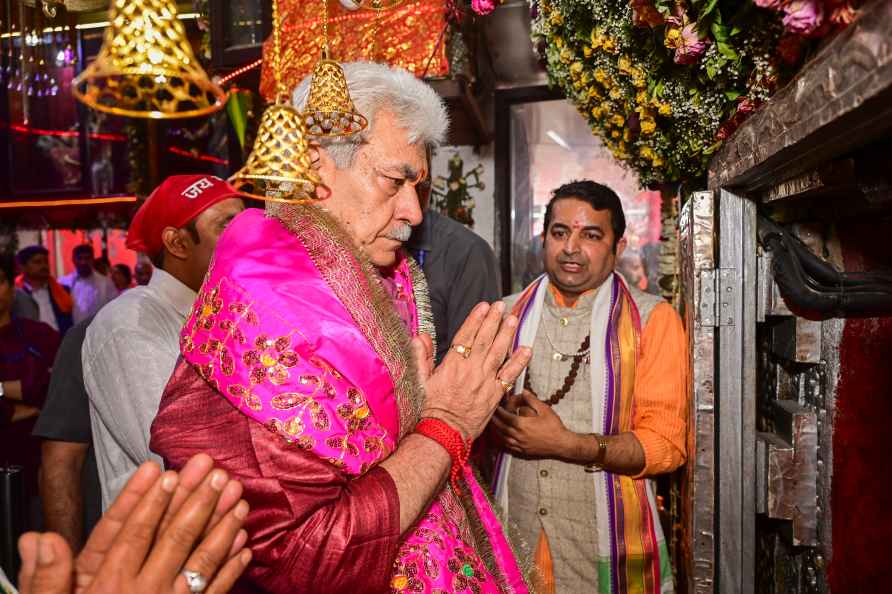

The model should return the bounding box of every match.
[631,301,688,477]
[15,274,73,314]
[547,284,595,309]
[533,528,556,594]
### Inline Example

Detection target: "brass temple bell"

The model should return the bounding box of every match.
[72,0,226,119]
[301,0,368,138]
[302,58,368,137]
[228,0,320,203]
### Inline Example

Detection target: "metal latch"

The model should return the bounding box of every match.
[698,268,736,327]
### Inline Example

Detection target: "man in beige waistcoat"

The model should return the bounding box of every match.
[489,180,688,594]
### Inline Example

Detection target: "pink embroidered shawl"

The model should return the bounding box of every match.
[180,207,529,593]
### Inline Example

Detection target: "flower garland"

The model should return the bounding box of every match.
[532,0,863,186]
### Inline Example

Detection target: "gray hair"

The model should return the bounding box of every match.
[292,61,449,169]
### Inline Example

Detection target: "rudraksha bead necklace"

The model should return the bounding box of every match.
[524,334,591,406]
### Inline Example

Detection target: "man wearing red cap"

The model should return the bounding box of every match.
[82,175,244,509]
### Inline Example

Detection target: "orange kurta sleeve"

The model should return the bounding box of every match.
[630,301,688,477]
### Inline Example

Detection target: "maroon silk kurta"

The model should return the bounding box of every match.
[150,360,401,593]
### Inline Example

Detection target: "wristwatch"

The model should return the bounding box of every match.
[584,434,608,473]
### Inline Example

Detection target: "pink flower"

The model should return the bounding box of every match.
[753,0,785,9]
[471,0,497,16]
[668,22,709,65]
[782,0,825,35]
[631,0,665,28]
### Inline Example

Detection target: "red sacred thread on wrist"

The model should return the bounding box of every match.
[415,418,473,495]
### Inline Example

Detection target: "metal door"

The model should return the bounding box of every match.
[678,190,758,594]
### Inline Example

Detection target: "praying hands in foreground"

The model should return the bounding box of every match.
[17,453,251,594]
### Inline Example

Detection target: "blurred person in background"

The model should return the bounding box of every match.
[0,253,61,532]
[33,314,102,554]
[406,180,500,364]
[93,256,111,277]
[134,260,153,286]
[59,245,116,324]
[13,245,74,336]
[111,263,133,294]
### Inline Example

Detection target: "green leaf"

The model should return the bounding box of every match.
[717,41,739,59]
[226,91,252,151]
[724,90,742,100]
[697,0,720,21]
[703,140,724,155]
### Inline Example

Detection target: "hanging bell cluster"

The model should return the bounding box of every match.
[71,0,226,119]
[301,58,368,138]
[228,103,321,204]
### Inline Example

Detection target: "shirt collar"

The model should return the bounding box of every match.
[148,268,197,320]
[547,283,601,309]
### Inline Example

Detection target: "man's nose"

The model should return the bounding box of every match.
[563,233,581,253]
[400,185,424,227]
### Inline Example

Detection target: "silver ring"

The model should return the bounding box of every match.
[182,570,208,593]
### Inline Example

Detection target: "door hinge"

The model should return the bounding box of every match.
[698,268,736,327]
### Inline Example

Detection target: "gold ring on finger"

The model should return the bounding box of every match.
[452,344,472,359]
[497,378,514,394]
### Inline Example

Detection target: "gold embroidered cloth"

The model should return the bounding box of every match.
[259,0,449,101]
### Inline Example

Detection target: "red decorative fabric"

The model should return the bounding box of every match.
[150,360,401,594]
[828,219,892,593]
[259,0,449,101]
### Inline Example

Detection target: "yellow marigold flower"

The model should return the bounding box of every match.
[554,36,564,49]
[602,38,617,53]
[550,12,563,26]
[636,90,648,105]
[623,128,633,142]
[640,146,655,160]
[652,155,665,167]
[665,28,681,48]
[570,62,584,75]
[591,106,603,119]
[640,116,657,135]
[658,102,672,116]
[632,76,646,89]
[581,71,592,84]
[587,86,602,100]
[560,48,574,64]
[618,56,632,74]
[601,101,612,112]
[593,68,608,83]
[609,87,623,100]
[611,114,625,127]
[611,129,621,139]
[583,45,593,58]
[590,28,603,47]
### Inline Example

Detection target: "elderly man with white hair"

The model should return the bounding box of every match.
[150,63,534,594]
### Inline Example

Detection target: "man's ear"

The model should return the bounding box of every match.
[310,143,338,200]
[615,236,628,259]
[160,227,190,261]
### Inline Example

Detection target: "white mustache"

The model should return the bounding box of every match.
[385,224,412,242]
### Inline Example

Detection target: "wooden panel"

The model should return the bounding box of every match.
[716,189,758,594]
[708,0,892,192]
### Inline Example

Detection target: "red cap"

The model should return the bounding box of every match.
[126,175,243,257]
